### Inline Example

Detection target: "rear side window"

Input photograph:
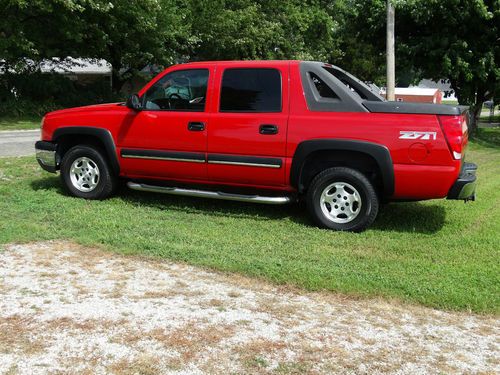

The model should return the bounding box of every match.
[220,68,281,112]
[310,72,339,100]
[323,66,384,101]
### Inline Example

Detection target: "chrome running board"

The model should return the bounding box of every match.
[127,182,291,205]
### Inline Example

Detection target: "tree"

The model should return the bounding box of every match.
[1,0,352,96]
[344,0,499,132]
[186,0,345,62]
[0,0,108,105]
[185,0,281,60]
[0,0,189,93]
[0,0,104,72]
[335,0,387,85]
[396,0,499,131]
[90,0,192,92]
[258,0,343,62]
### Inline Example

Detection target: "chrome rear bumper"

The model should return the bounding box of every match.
[447,162,477,201]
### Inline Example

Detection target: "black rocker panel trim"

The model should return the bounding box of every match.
[291,139,394,196]
[208,154,282,168]
[53,126,120,175]
[121,149,205,163]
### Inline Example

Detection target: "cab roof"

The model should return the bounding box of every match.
[177,60,301,67]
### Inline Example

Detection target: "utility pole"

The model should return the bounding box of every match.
[386,0,395,101]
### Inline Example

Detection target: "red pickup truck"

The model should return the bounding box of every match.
[35,60,477,231]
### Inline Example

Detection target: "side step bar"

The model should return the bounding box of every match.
[127,182,292,205]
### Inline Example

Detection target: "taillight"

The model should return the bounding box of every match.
[438,115,468,160]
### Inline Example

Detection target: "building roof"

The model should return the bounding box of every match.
[416,78,456,100]
[40,58,112,74]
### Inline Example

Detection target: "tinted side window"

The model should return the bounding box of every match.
[323,66,372,100]
[310,72,339,100]
[143,69,209,112]
[220,68,281,112]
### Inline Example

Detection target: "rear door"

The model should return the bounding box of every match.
[207,63,289,187]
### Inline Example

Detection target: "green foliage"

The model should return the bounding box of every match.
[0,1,110,68]
[0,0,190,92]
[1,0,497,124]
[186,0,344,62]
[396,0,499,109]
[0,98,60,118]
[342,0,499,132]
[0,0,348,71]
[90,0,192,90]
[0,141,499,313]
[337,0,387,85]
[0,0,348,105]
[0,73,118,117]
[0,0,348,113]
[186,0,281,60]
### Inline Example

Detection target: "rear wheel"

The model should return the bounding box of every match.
[60,145,116,199]
[306,167,379,232]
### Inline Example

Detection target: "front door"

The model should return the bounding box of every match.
[117,67,213,181]
[207,64,289,187]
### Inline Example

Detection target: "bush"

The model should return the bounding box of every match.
[0,72,123,117]
[0,98,61,118]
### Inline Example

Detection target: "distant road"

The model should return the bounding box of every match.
[0,130,39,157]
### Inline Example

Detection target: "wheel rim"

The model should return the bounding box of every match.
[69,157,100,192]
[320,182,362,224]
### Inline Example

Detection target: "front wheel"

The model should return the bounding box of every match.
[306,167,379,232]
[60,145,116,200]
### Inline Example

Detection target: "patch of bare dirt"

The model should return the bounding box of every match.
[0,241,498,374]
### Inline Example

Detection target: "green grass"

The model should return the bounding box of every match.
[475,127,500,147]
[0,141,499,314]
[479,113,500,123]
[0,116,41,131]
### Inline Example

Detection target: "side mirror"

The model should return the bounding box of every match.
[126,94,142,111]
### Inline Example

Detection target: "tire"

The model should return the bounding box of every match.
[306,167,379,232]
[60,145,116,200]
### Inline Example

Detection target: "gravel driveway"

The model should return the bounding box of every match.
[0,241,498,374]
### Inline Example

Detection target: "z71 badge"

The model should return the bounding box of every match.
[399,131,437,140]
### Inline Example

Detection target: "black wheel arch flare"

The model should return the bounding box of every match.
[52,126,120,175]
[290,139,395,197]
